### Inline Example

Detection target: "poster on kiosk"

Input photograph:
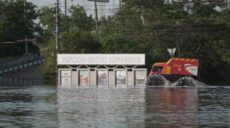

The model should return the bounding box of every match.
[116,70,127,87]
[79,70,89,87]
[97,70,108,87]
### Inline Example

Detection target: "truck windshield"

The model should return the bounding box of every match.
[152,66,163,73]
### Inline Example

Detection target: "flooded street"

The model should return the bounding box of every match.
[0,85,230,128]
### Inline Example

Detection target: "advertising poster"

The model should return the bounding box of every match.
[135,70,146,85]
[79,70,89,86]
[116,70,126,86]
[61,70,71,86]
[61,70,71,77]
[97,70,108,87]
[61,78,71,86]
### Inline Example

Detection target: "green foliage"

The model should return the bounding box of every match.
[69,6,95,31]
[193,3,218,17]
[39,39,56,84]
[2,0,230,85]
[38,6,56,42]
[0,43,39,58]
[39,5,101,84]
[60,27,101,53]
[0,0,38,41]
[98,0,230,84]
[0,0,40,58]
[39,1,230,84]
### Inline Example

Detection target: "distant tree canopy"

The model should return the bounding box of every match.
[0,0,38,41]
[0,0,40,57]
[39,5,101,83]
[97,0,230,84]
[1,0,230,84]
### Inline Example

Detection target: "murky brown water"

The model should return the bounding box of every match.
[0,85,230,128]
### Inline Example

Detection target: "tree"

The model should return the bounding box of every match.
[60,27,101,53]
[0,0,40,58]
[98,0,230,84]
[69,6,95,31]
[39,5,100,83]
[39,1,230,84]
[0,0,38,41]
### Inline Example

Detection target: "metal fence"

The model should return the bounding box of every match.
[0,55,44,75]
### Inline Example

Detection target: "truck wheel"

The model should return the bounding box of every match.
[176,77,196,87]
[147,75,165,86]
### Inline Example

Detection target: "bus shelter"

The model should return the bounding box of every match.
[57,54,147,88]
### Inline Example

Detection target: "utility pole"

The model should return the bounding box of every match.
[94,0,99,31]
[56,0,59,54]
[24,0,28,54]
[55,0,60,82]
[228,0,230,8]
[65,0,67,16]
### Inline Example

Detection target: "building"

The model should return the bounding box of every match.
[57,54,147,88]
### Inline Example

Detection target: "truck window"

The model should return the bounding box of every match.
[152,66,163,72]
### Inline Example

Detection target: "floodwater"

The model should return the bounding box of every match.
[0,85,230,128]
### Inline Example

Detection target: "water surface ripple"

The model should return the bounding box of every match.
[0,86,230,128]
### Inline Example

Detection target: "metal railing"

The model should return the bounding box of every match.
[0,54,44,75]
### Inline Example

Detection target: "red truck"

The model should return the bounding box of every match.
[147,58,199,86]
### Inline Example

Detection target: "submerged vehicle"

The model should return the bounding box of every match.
[147,58,199,86]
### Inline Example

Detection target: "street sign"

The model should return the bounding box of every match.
[167,48,176,57]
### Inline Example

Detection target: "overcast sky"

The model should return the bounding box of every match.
[28,0,120,18]
[28,0,53,6]
[28,0,70,8]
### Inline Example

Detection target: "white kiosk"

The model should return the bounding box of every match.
[57,54,147,88]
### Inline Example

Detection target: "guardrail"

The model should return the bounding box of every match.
[0,55,44,75]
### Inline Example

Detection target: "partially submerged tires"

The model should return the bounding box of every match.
[146,75,198,87]
[146,75,165,86]
[175,77,197,87]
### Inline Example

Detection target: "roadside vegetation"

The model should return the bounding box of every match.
[0,0,40,57]
[1,0,230,84]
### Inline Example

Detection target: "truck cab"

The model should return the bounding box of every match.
[149,62,165,76]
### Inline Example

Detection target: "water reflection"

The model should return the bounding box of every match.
[0,77,41,86]
[57,88,146,128]
[1,85,230,128]
[56,87,199,128]
[0,86,58,128]
[198,86,230,127]
[145,87,198,128]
